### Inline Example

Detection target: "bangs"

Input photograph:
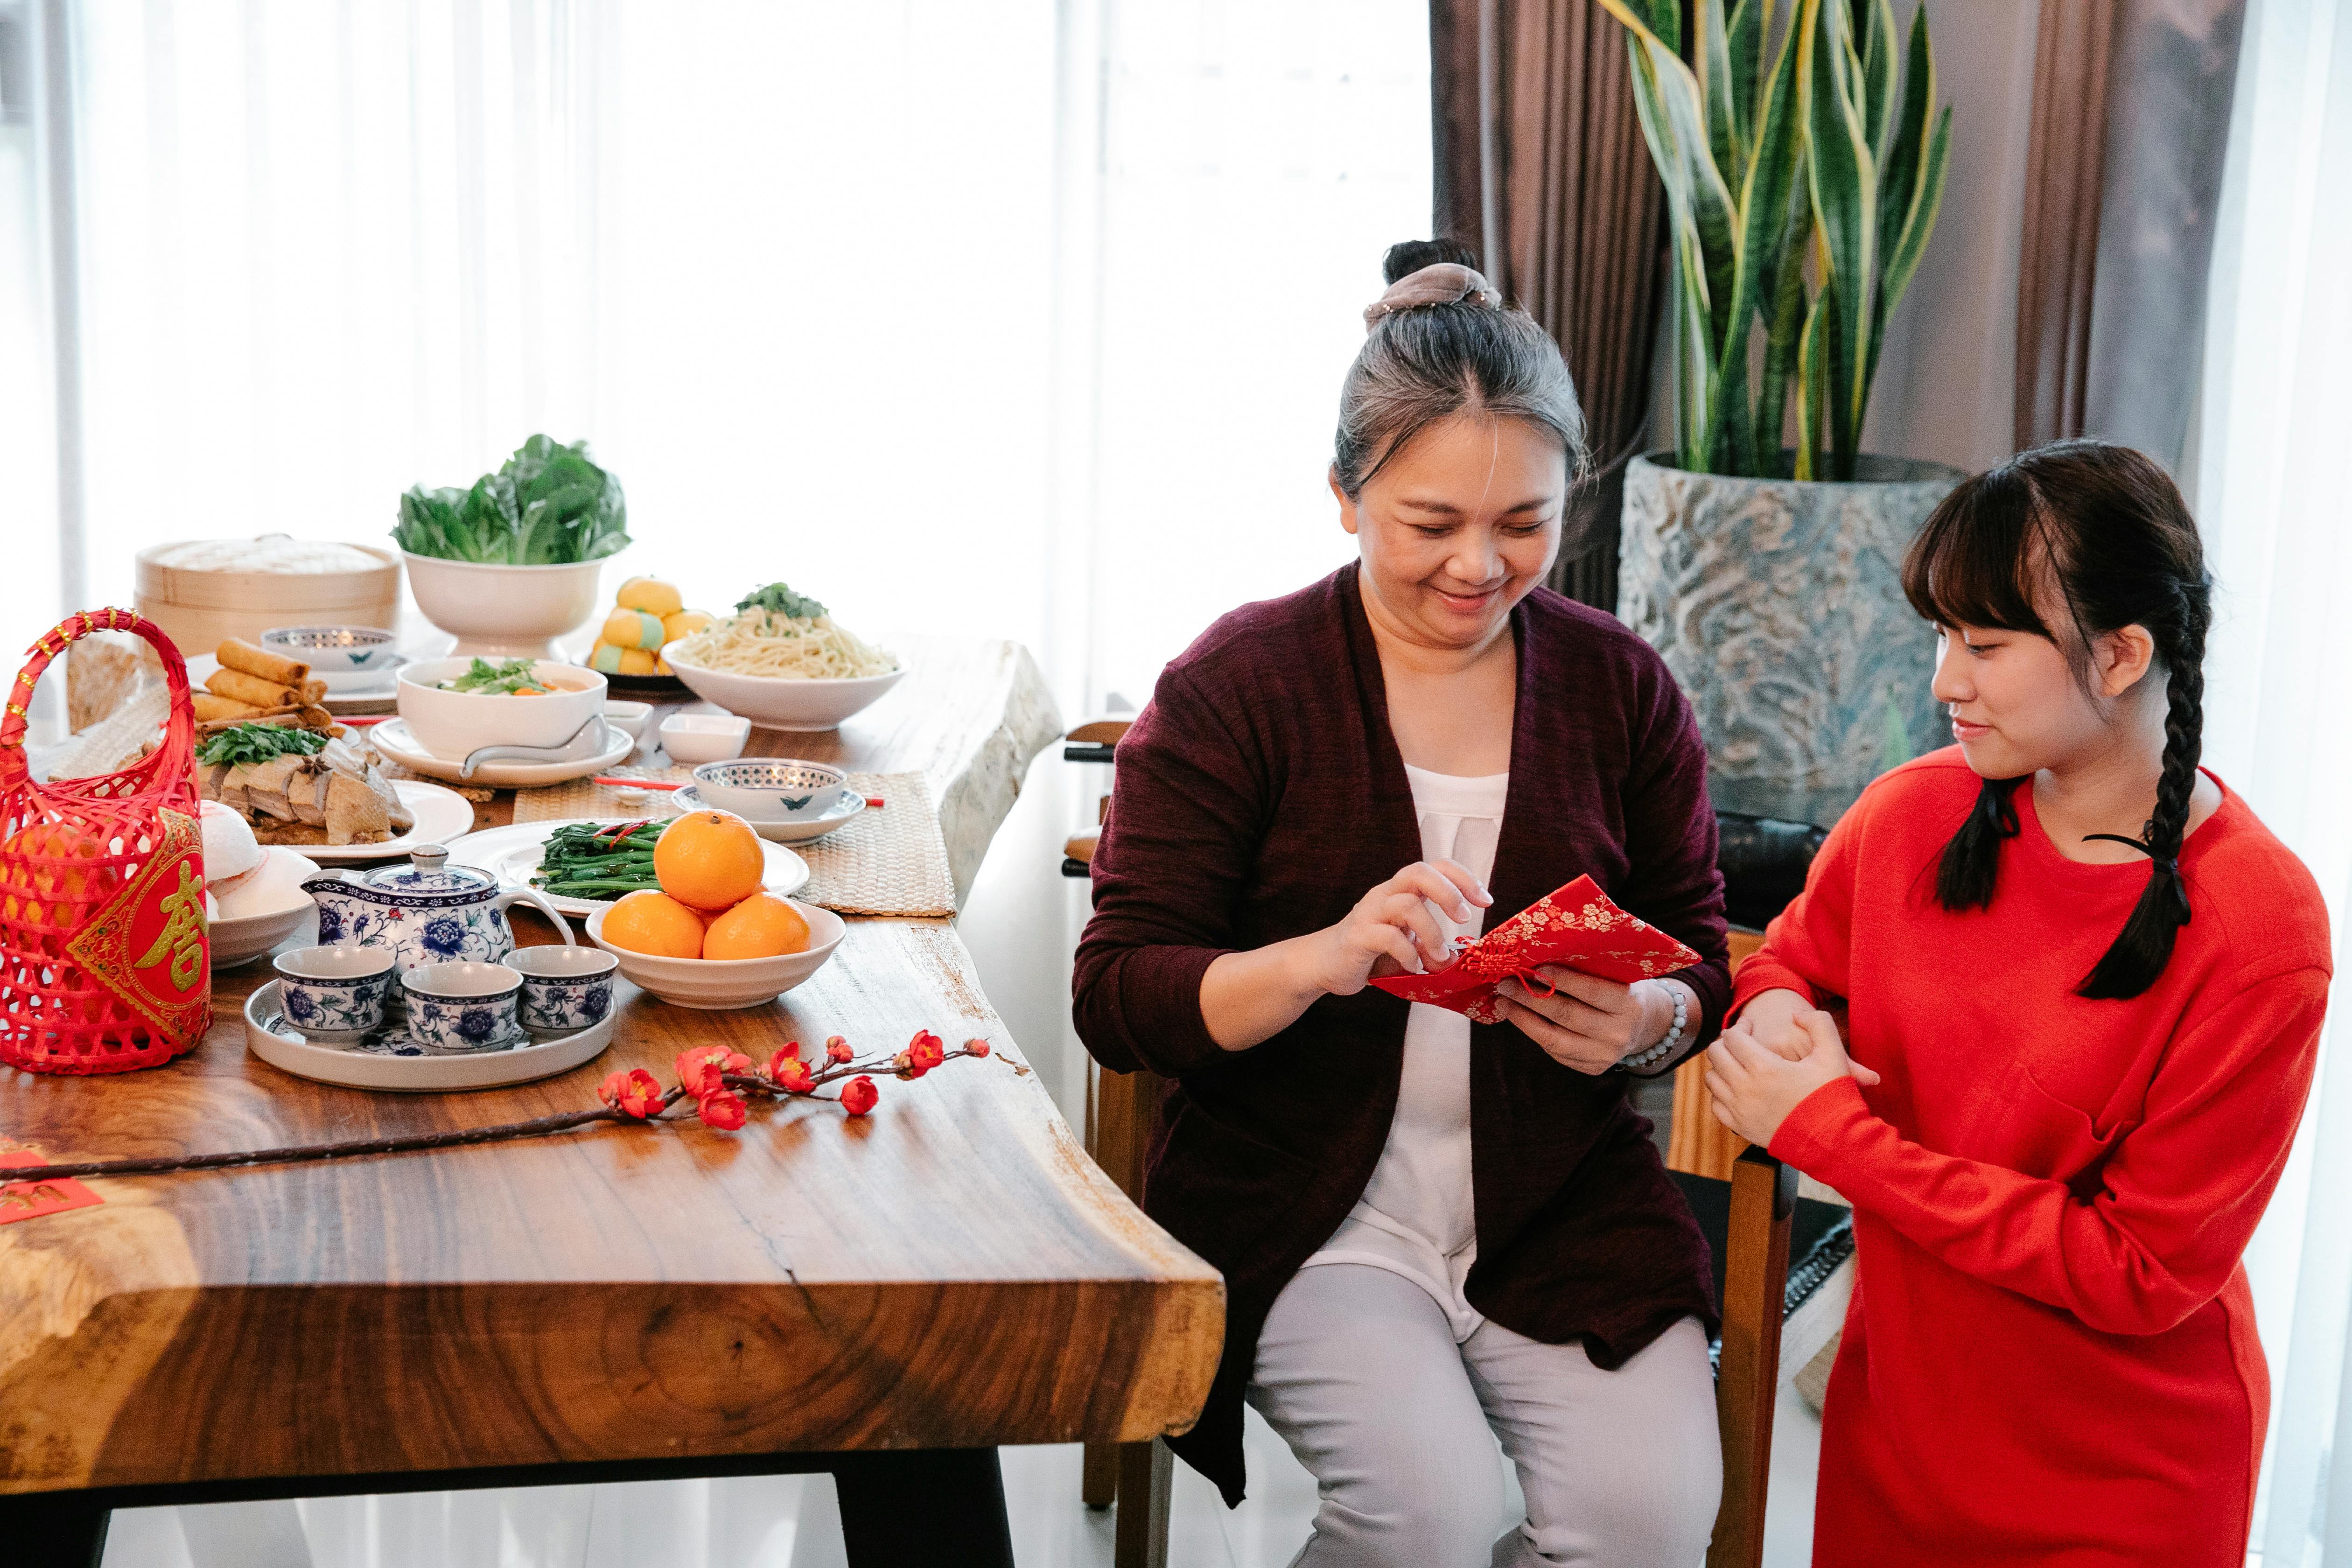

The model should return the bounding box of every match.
[1899,465,2057,637]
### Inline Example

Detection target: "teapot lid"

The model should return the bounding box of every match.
[357,845,495,896]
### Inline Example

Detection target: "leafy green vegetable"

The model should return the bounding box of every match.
[734,582,829,620]
[392,435,630,565]
[196,723,329,769]
[438,657,545,695]
[533,819,669,898]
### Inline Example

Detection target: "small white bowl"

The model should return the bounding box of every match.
[397,656,608,763]
[585,898,844,1010]
[663,644,905,733]
[263,624,403,672]
[659,712,751,765]
[691,759,847,819]
[602,700,653,741]
[402,553,609,661]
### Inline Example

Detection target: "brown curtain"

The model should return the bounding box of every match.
[2015,0,2245,468]
[1431,0,1663,609]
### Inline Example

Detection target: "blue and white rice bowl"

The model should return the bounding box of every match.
[690,759,849,819]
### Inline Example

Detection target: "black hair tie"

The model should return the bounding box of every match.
[2082,833,2180,876]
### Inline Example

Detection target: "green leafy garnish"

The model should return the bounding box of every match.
[734,582,829,620]
[533,819,669,898]
[439,657,543,695]
[392,435,630,565]
[196,724,329,769]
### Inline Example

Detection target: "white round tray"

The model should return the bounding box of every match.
[244,979,615,1092]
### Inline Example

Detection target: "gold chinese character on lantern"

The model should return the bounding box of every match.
[132,859,206,992]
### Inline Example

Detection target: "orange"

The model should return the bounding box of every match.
[701,893,811,960]
[652,810,766,911]
[600,889,705,959]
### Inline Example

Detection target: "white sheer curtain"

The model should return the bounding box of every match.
[12,2,1429,1564]
[2191,0,2352,1561]
[17,0,1428,726]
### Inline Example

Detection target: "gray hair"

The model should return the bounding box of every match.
[1333,238,1589,499]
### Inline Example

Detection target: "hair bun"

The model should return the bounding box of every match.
[1383,237,1479,285]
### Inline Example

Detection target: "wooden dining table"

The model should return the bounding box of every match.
[0,637,1223,1568]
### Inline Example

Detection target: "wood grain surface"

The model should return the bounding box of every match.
[0,637,1223,1497]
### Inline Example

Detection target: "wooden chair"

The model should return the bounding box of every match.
[1066,734,1811,1568]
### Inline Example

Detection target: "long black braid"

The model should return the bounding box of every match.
[2078,605,2206,998]
[1902,440,2211,1001]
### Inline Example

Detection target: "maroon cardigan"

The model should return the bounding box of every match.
[1072,564,1729,1505]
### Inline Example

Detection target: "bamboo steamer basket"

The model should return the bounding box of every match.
[134,537,402,657]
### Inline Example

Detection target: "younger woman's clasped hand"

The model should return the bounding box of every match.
[1704,1006,1882,1148]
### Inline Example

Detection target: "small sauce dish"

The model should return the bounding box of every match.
[660,712,751,766]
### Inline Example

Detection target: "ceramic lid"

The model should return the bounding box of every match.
[357,845,495,896]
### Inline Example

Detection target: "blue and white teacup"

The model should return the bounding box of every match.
[509,945,619,1032]
[273,945,396,1039]
[401,961,524,1052]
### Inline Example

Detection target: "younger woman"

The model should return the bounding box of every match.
[1705,441,2330,1565]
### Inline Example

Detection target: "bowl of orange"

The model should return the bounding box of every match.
[582,807,846,1008]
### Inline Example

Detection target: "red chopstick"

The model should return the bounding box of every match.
[590,776,885,809]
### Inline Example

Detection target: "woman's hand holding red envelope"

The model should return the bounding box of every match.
[1495,968,1681,1075]
[1199,858,1493,1051]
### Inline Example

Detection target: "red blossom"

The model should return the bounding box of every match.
[697,1090,748,1131]
[892,1049,928,1081]
[675,1047,750,1099]
[772,1055,816,1093]
[775,1038,802,1060]
[675,1048,724,1098]
[599,1068,665,1119]
[963,1036,991,1058]
[825,1035,853,1064]
[840,1075,879,1116]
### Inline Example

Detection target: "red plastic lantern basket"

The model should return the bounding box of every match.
[0,609,211,1074]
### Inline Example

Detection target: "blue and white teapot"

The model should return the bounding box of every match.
[302,845,573,985]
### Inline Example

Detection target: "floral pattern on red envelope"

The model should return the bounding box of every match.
[1367,875,1701,1024]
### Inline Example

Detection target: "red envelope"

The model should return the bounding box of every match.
[1368,875,1701,1025]
[0,1148,104,1226]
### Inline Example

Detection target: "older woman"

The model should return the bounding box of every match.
[1072,239,1728,1568]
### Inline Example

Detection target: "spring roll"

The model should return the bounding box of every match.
[191,692,264,723]
[215,637,309,687]
[300,679,327,705]
[205,666,303,710]
[298,704,336,731]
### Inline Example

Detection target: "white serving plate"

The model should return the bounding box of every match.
[663,646,905,733]
[672,784,865,844]
[300,779,477,862]
[367,716,636,787]
[449,817,809,918]
[585,899,844,1010]
[210,898,318,969]
[245,979,614,1092]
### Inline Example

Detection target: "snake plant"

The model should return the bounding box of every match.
[1597,0,1951,481]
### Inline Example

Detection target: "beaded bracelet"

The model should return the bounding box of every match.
[1618,983,1688,1074]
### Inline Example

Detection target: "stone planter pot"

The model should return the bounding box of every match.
[1617,451,1964,828]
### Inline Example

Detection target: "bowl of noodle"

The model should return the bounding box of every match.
[662,582,905,732]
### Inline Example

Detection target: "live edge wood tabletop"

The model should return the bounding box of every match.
[0,637,1224,1565]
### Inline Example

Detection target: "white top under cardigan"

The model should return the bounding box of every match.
[1298,762,1508,1342]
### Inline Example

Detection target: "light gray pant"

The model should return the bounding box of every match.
[1246,1264,1721,1568]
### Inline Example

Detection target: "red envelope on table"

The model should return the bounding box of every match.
[0,1148,104,1226]
[1368,875,1701,1025]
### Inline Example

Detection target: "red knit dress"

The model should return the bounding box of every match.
[1732,749,2331,1566]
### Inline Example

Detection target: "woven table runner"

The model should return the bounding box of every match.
[511,768,958,918]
